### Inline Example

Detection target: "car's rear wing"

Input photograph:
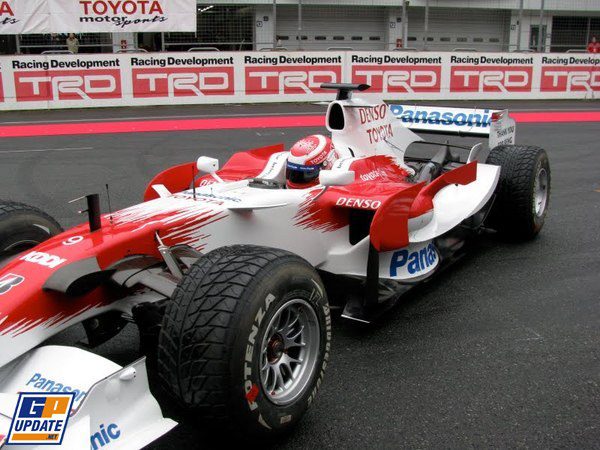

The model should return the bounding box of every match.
[390,104,516,148]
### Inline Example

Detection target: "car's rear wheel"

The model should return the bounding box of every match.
[486,145,551,239]
[157,245,330,436]
[0,200,62,266]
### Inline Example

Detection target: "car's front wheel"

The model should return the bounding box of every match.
[157,245,331,435]
[0,200,62,266]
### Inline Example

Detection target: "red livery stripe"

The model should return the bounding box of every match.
[0,111,597,138]
[0,115,325,138]
[511,111,600,123]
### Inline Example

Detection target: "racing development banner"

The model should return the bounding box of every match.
[0,51,597,110]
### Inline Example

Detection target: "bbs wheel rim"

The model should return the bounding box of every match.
[260,298,320,406]
[534,165,549,218]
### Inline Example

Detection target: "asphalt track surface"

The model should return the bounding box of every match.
[0,100,599,449]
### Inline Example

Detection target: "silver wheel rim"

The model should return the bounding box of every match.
[534,166,549,217]
[259,298,320,405]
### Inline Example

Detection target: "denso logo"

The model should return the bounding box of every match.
[20,251,66,269]
[450,66,532,93]
[133,67,234,98]
[541,67,600,92]
[352,65,441,93]
[14,70,121,102]
[390,243,437,277]
[245,66,341,95]
[358,104,387,124]
[90,423,121,450]
[335,197,381,210]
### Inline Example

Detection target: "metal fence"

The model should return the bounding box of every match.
[16,33,113,54]
[160,2,516,52]
[5,1,600,55]
[162,1,600,53]
[164,4,255,51]
[551,16,600,52]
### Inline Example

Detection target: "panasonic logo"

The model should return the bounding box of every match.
[390,243,438,276]
[390,105,492,128]
[26,373,87,403]
[91,423,121,450]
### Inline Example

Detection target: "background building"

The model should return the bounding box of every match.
[3,0,600,54]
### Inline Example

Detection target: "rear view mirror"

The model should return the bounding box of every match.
[320,170,355,187]
[196,156,219,174]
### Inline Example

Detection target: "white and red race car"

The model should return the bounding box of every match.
[0,84,550,448]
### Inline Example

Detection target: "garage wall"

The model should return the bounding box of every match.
[275,5,388,51]
[272,5,512,52]
[406,7,512,51]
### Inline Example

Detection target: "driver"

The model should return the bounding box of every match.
[286,134,338,189]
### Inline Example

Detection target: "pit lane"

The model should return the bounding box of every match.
[0,100,598,448]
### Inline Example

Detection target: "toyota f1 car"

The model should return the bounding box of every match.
[0,83,550,447]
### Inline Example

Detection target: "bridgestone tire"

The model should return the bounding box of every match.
[0,200,62,262]
[486,145,550,239]
[157,245,331,436]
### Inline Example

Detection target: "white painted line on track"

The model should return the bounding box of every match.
[0,147,94,154]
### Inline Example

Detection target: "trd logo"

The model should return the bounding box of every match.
[541,67,600,92]
[90,423,121,450]
[450,66,532,92]
[6,393,75,445]
[352,65,441,93]
[20,251,66,269]
[14,70,122,102]
[0,273,24,295]
[132,67,234,97]
[245,66,341,95]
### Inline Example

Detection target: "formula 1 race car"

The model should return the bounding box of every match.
[0,83,550,447]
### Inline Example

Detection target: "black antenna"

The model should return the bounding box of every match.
[105,184,113,224]
[192,165,196,200]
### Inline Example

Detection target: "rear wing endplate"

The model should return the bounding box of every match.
[390,104,516,148]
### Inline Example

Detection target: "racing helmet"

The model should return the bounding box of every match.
[286,135,337,189]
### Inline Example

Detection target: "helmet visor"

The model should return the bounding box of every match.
[286,161,322,185]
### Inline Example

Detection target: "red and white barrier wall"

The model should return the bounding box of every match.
[0,51,598,110]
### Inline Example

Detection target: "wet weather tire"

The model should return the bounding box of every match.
[486,145,550,240]
[157,245,330,435]
[0,200,62,263]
